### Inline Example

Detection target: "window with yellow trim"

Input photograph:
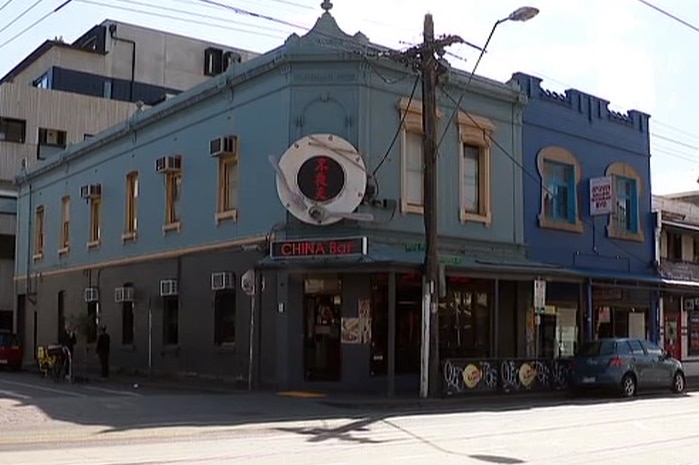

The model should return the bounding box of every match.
[458,112,493,224]
[124,171,138,237]
[59,196,70,251]
[398,97,425,214]
[165,172,182,226]
[33,205,44,259]
[605,162,644,242]
[536,146,583,233]
[89,197,101,246]
[217,155,238,221]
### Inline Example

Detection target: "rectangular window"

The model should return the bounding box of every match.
[462,144,481,214]
[165,172,182,226]
[163,296,179,345]
[543,160,576,223]
[214,290,236,345]
[60,196,70,251]
[86,302,98,344]
[689,311,699,357]
[124,172,138,238]
[34,205,44,259]
[667,232,683,261]
[0,117,26,143]
[404,130,423,208]
[89,197,101,246]
[217,156,239,221]
[694,237,699,262]
[615,176,638,234]
[122,301,134,345]
[38,128,67,147]
[32,72,51,89]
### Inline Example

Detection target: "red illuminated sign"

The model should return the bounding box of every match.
[271,237,367,259]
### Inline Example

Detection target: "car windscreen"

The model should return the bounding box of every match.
[577,340,616,357]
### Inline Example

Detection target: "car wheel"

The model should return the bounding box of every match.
[672,371,686,394]
[621,373,637,398]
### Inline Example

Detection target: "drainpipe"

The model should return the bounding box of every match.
[108,24,136,102]
[24,184,33,302]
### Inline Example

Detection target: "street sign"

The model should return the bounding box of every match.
[241,269,255,296]
[533,279,546,313]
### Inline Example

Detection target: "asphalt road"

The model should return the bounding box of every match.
[0,371,698,465]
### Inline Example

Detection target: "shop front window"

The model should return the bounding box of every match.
[595,306,648,340]
[439,278,491,358]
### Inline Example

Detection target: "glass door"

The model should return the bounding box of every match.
[303,277,342,382]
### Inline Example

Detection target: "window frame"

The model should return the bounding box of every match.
[88,196,101,249]
[59,196,70,255]
[164,171,182,233]
[458,112,494,225]
[33,205,45,260]
[536,146,583,233]
[214,289,237,345]
[216,155,239,224]
[398,97,426,214]
[0,117,26,144]
[123,171,139,242]
[605,162,644,242]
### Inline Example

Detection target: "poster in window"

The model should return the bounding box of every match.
[689,311,699,356]
[341,318,360,344]
[358,298,372,344]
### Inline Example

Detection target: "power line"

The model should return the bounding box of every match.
[75,0,287,40]
[0,0,42,36]
[0,0,74,52]
[106,0,294,36]
[635,0,699,34]
[0,0,17,15]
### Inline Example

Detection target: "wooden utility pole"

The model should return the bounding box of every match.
[395,14,462,398]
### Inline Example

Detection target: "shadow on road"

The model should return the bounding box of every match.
[0,369,693,446]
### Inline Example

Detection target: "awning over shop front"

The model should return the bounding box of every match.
[583,269,699,292]
[257,241,578,279]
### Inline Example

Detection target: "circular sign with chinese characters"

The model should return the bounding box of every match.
[274,134,367,226]
[296,156,345,203]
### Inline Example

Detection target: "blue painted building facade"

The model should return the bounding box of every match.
[511,72,660,352]
[14,9,564,393]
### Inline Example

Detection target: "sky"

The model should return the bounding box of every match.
[0,0,697,195]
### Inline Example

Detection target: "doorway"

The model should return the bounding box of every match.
[57,290,65,342]
[303,277,342,382]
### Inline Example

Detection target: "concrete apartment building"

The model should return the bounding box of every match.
[0,20,256,331]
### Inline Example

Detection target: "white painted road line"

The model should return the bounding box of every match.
[83,386,142,397]
[0,379,88,398]
[0,389,30,400]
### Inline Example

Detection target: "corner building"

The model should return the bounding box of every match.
[15,9,566,394]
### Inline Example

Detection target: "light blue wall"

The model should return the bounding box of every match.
[15,17,527,277]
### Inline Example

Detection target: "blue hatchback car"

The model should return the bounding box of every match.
[569,338,686,397]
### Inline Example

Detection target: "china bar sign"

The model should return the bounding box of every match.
[589,176,613,215]
[271,237,368,259]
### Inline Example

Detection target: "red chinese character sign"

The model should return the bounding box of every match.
[272,134,368,226]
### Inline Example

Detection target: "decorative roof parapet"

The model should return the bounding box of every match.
[509,72,650,134]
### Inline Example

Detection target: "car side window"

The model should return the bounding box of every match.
[641,340,663,356]
[616,341,633,355]
[628,339,645,355]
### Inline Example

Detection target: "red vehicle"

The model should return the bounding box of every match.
[0,331,23,371]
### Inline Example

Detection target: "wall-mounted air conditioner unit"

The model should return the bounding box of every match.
[84,287,99,303]
[155,155,182,173]
[159,279,178,297]
[209,135,238,158]
[80,184,102,199]
[211,271,234,291]
[115,286,135,303]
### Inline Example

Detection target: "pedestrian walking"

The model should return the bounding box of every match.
[59,325,77,378]
[96,326,110,379]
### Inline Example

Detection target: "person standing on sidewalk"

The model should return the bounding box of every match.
[96,326,110,379]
